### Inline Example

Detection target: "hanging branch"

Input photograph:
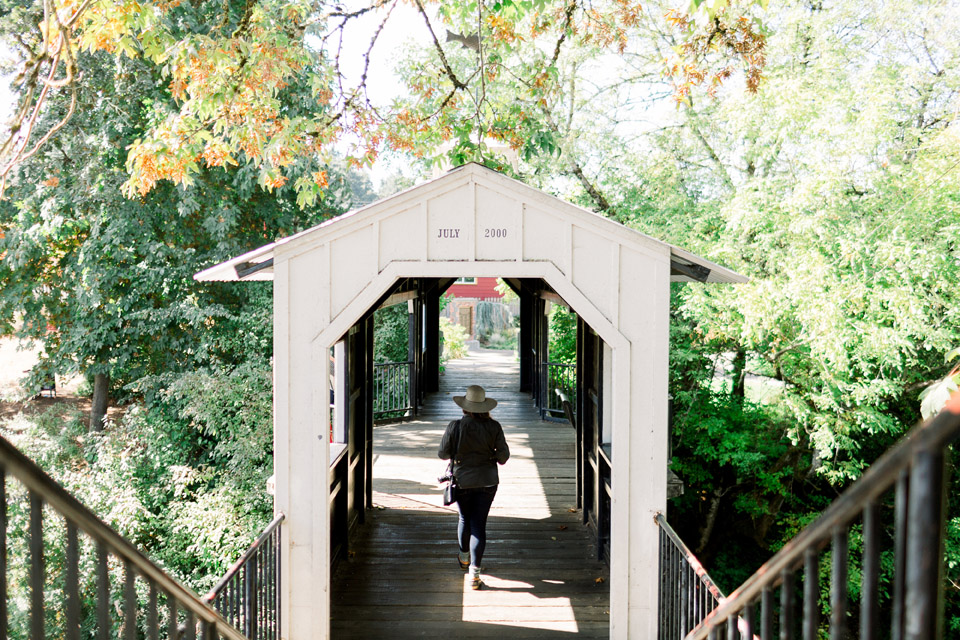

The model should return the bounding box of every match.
[549,1,578,69]
[0,0,92,197]
[412,0,467,90]
[540,109,612,213]
[474,0,486,157]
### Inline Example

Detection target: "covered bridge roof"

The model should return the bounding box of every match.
[195,163,746,285]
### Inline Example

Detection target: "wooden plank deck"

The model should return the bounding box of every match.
[331,349,610,638]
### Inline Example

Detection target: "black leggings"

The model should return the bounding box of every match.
[456,485,498,568]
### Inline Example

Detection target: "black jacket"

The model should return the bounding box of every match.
[438,416,510,489]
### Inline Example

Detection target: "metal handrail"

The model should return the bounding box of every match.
[657,513,727,640]
[657,513,725,601]
[0,435,246,640]
[204,513,284,639]
[685,393,960,640]
[204,513,285,602]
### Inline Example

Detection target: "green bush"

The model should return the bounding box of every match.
[374,304,409,363]
[440,317,468,361]
[548,304,577,364]
[484,330,518,350]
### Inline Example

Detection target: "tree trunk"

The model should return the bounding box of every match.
[90,373,109,432]
[731,348,746,399]
[696,490,724,554]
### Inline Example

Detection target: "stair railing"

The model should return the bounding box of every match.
[657,513,727,640]
[685,394,960,640]
[0,434,246,640]
[203,513,284,640]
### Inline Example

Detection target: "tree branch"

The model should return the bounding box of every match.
[541,109,612,213]
[690,123,733,190]
[549,1,577,69]
[413,0,466,90]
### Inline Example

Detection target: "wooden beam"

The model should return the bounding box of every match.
[671,259,711,282]
[501,278,523,297]
[235,258,274,279]
[378,289,418,309]
[437,278,458,296]
[540,290,570,308]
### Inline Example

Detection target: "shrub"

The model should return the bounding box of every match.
[440,317,468,361]
[374,304,409,363]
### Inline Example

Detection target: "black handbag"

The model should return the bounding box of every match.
[441,421,462,506]
[442,472,457,506]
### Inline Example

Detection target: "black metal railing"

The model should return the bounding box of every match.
[0,434,246,640]
[546,361,576,416]
[204,514,284,640]
[685,396,960,640]
[373,360,413,419]
[657,513,726,640]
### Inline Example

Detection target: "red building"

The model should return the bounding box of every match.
[445,276,503,300]
[444,277,505,339]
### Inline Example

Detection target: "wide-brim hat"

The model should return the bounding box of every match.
[453,385,498,412]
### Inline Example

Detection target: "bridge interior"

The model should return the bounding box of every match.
[330,349,610,638]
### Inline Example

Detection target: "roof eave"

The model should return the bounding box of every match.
[194,243,277,282]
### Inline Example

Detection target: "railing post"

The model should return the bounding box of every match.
[891,470,909,640]
[66,522,80,640]
[276,524,282,638]
[658,527,665,640]
[781,569,795,640]
[124,561,137,640]
[904,447,946,640]
[408,360,415,414]
[167,596,178,640]
[761,586,773,640]
[30,492,44,640]
[680,559,689,637]
[245,553,259,640]
[147,584,158,640]
[97,542,109,640]
[860,501,879,640]
[830,528,849,640]
[802,549,818,640]
[0,468,8,638]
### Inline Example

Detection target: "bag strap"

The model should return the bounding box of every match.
[447,420,463,476]
[450,419,463,466]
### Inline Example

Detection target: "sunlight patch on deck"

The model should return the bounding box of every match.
[461,578,580,633]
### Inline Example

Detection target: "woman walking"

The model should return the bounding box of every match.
[439,385,510,590]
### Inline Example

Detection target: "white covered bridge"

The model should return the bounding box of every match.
[195,162,744,638]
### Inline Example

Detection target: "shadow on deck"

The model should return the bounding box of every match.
[331,349,610,638]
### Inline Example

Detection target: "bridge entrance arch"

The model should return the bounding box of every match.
[197,162,744,639]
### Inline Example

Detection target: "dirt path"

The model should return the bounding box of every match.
[0,335,91,422]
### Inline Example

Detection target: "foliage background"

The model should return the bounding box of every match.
[0,0,958,632]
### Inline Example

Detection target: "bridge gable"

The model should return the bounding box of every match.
[215,163,739,338]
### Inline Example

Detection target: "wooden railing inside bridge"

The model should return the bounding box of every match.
[373,360,414,420]
[545,361,576,417]
[0,435,245,640]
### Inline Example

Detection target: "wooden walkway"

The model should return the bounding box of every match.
[331,349,610,638]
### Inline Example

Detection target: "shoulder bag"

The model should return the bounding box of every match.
[441,420,462,506]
